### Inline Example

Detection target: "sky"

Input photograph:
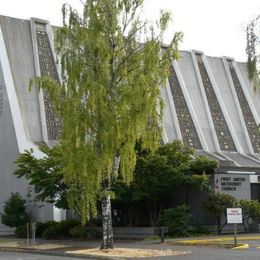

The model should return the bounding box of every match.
[1,0,259,61]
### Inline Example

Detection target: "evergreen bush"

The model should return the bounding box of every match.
[36,221,57,237]
[41,219,80,239]
[1,192,29,227]
[15,225,27,238]
[42,224,59,239]
[57,219,81,237]
[69,225,90,239]
[160,205,191,237]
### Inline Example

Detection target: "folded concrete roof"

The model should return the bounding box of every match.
[1,15,260,170]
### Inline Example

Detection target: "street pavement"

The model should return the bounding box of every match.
[1,235,260,260]
[0,251,89,260]
[1,246,260,260]
[140,245,260,260]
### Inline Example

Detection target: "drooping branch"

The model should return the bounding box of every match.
[246,15,260,90]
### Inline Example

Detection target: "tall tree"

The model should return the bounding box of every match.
[246,15,260,89]
[31,0,182,249]
[115,141,218,226]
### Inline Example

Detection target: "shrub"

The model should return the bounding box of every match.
[36,221,57,238]
[42,224,59,239]
[191,222,210,235]
[41,219,80,239]
[203,193,237,234]
[14,221,61,239]
[57,219,80,237]
[69,225,90,239]
[159,205,191,237]
[239,199,260,232]
[15,225,27,238]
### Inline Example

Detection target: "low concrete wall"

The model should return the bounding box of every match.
[113,227,160,239]
[206,224,246,234]
[95,227,166,239]
[248,224,260,233]
[0,224,15,236]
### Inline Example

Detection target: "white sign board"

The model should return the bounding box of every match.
[227,208,242,224]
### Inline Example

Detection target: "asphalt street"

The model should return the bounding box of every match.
[1,246,260,260]
[0,251,89,260]
[140,245,260,260]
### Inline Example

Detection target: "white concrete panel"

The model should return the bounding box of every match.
[161,82,180,142]
[0,16,43,143]
[30,19,49,144]
[177,51,215,151]
[206,56,248,153]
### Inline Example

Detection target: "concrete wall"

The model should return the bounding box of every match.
[1,15,260,226]
[0,16,43,143]
[0,61,27,214]
[0,16,54,225]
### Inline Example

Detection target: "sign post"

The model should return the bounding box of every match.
[234,223,237,247]
[227,208,242,247]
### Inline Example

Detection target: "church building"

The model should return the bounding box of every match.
[0,15,260,229]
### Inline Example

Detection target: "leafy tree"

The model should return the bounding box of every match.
[1,193,29,227]
[239,199,260,232]
[31,0,182,248]
[115,141,218,226]
[14,145,68,209]
[203,192,237,235]
[246,15,260,89]
[183,156,217,204]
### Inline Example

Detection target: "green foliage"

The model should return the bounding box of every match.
[14,145,68,209]
[57,219,81,237]
[1,193,29,228]
[41,220,80,239]
[159,205,191,237]
[69,225,90,239]
[42,224,59,239]
[115,141,218,226]
[15,220,81,239]
[35,222,55,238]
[191,222,211,235]
[203,192,237,218]
[203,192,237,234]
[239,199,260,231]
[30,0,182,223]
[15,225,27,238]
[246,15,260,90]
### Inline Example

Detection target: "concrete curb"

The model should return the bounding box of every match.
[0,247,124,260]
[232,244,249,250]
[168,239,250,249]
[169,241,235,248]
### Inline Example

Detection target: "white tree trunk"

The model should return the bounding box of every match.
[100,194,114,249]
[100,155,120,249]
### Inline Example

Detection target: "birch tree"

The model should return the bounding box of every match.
[32,0,182,249]
[246,15,260,89]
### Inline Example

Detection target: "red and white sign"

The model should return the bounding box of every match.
[227,208,242,224]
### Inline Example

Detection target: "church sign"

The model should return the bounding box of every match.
[227,208,242,224]
[214,174,250,199]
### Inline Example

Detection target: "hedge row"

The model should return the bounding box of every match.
[15,219,92,239]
